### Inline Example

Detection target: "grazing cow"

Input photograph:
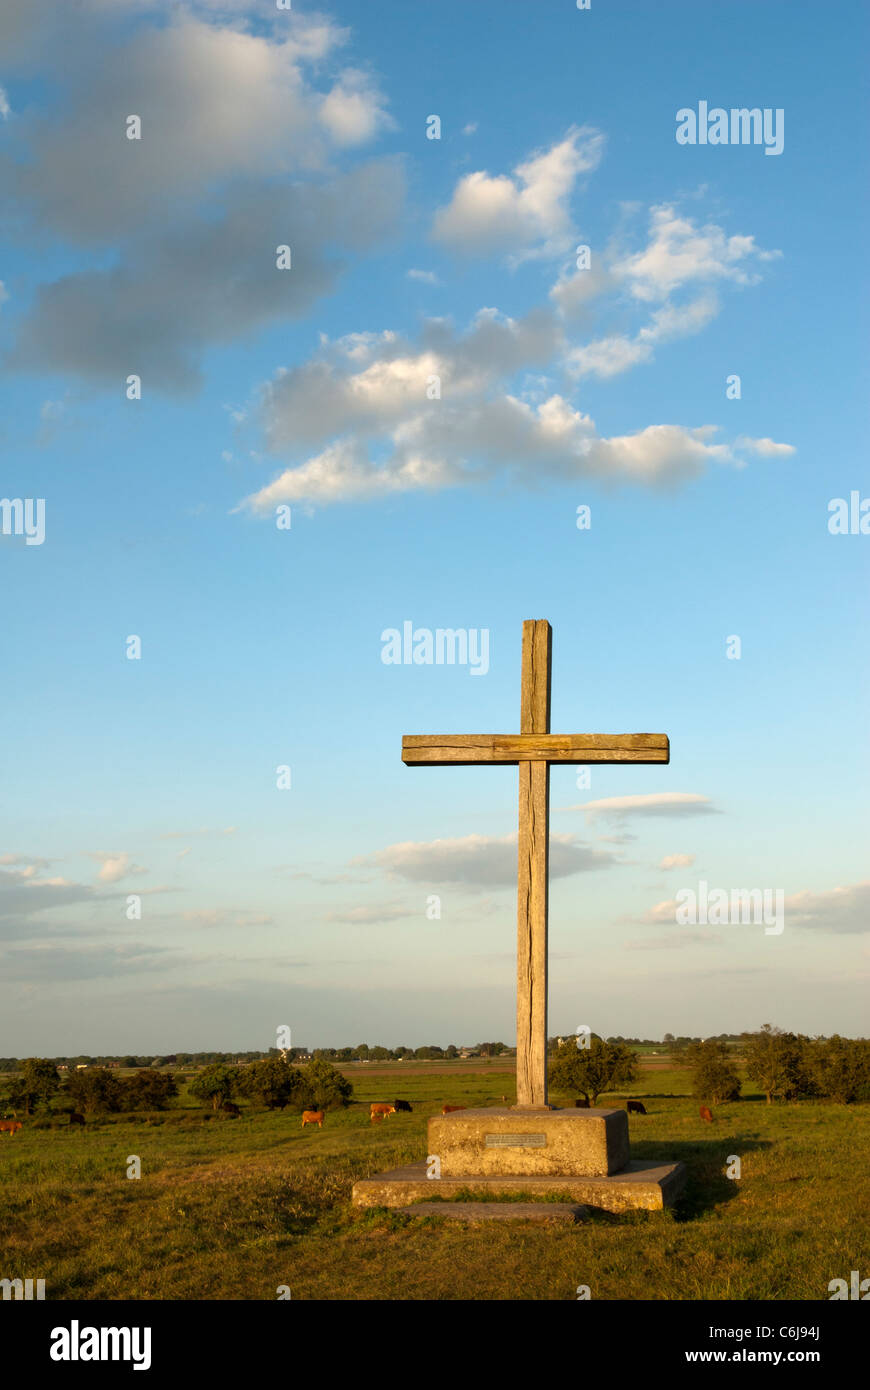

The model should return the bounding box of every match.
[574,1097,590,1109]
[393,1099,412,1112]
[0,1120,22,1137]
[441,1104,466,1115]
[220,1102,241,1119]
[68,1112,86,1127]
[370,1102,396,1123]
[626,1100,647,1116]
[699,1106,714,1123]
[301,1110,324,1128]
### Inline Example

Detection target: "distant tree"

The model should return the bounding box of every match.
[122,1069,178,1110]
[686,1040,741,1105]
[189,1064,238,1112]
[237,1058,295,1110]
[548,1035,638,1107]
[414,1046,434,1060]
[663,1032,675,1043]
[809,1035,870,1104]
[370,1046,390,1061]
[11,1058,61,1116]
[334,1048,354,1062]
[66,1067,124,1115]
[445,1045,458,1059]
[294,1057,353,1112]
[744,1025,812,1103]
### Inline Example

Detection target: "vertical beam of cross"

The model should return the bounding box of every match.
[401,620,669,1114]
[516,620,552,1109]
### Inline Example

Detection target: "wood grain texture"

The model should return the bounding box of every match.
[516,758,549,1109]
[402,733,669,765]
[400,617,672,1115]
[516,620,551,1110]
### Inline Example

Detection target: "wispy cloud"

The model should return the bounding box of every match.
[359,832,618,888]
[561,793,718,822]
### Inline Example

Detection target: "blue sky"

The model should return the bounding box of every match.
[1,0,867,1054]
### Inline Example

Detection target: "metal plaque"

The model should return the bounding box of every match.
[484,1133,547,1147]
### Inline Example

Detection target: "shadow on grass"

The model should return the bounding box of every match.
[629,1136,773,1221]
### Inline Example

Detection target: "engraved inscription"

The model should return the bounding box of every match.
[485,1133,547,1148]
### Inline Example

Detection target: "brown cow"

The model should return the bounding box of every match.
[441,1104,466,1115]
[626,1100,647,1115]
[699,1106,714,1123]
[68,1112,86,1127]
[370,1102,396,1123]
[0,1120,22,1137]
[220,1102,241,1118]
[301,1110,324,1128]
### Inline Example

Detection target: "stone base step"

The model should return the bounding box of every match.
[352,1158,687,1213]
[398,1201,587,1223]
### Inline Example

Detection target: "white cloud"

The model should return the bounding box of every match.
[432,126,604,258]
[549,261,614,319]
[5,18,386,241]
[318,68,392,146]
[735,436,796,458]
[3,12,402,391]
[241,410,746,509]
[567,294,720,378]
[0,863,98,927]
[0,87,10,119]
[612,204,781,302]
[406,269,440,284]
[359,832,617,887]
[558,205,779,376]
[564,793,718,821]
[88,852,147,884]
[785,882,870,935]
[659,853,696,870]
[11,163,403,392]
[237,303,784,509]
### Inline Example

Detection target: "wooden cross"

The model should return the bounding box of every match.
[403,619,669,1110]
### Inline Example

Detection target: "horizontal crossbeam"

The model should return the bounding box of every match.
[402,733,669,766]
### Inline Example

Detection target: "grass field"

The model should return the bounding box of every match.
[1,1062,867,1301]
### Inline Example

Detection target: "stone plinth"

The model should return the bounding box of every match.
[428,1107,629,1177]
[352,1159,687,1214]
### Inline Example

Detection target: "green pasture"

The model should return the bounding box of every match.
[1,1065,867,1300]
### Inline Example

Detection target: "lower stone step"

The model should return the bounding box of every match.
[398,1201,587,1223]
[352,1158,687,1212]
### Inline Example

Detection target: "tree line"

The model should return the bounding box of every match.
[0,1042,513,1072]
[547,1027,870,1107]
[1,1056,354,1118]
